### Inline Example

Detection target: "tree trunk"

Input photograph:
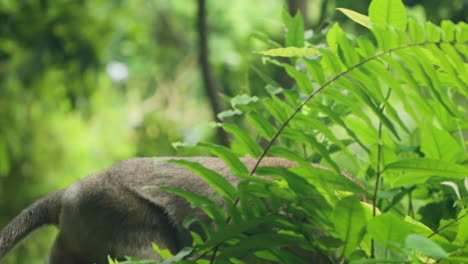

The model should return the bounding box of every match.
[196,0,230,147]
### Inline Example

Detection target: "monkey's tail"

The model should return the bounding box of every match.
[0,189,65,260]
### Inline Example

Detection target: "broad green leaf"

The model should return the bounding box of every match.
[384,158,468,179]
[282,8,304,47]
[455,209,468,245]
[168,160,237,202]
[405,234,448,259]
[332,195,367,257]
[420,125,467,162]
[369,0,407,31]
[344,116,378,145]
[256,47,319,57]
[336,8,371,29]
[367,214,411,245]
[197,143,249,175]
[223,123,263,158]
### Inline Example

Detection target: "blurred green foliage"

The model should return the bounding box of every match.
[0,0,465,263]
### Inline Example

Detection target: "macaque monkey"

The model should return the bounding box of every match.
[0,157,357,264]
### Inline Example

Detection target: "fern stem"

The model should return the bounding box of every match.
[250,40,460,175]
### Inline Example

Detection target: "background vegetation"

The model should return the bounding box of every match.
[0,0,466,263]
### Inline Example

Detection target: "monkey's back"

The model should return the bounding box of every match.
[54,157,297,263]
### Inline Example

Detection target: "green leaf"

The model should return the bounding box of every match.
[197,143,249,175]
[350,260,410,264]
[455,209,468,245]
[256,166,318,198]
[304,58,326,85]
[369,0,408,31]
[408,18,425,43]
[230,94,259,108]
[320,48,345,73]
[367,214,411,245]
[441,20,456,42]
[251,31,282,48]
[405,234,448,259]
[332,195,367,257]
[168,160,237,202]
[336,8,371,29]
[315,103,369,152]
[426,22,441,42]
[152,243,173,259]
[292,115,354,159]
[356,38,376,58]
[202,215,276,249]
[250,64,282,91]
[217,109,243,120]
[262,96,294,123]
[159,247,193,264]
[327,23,345,53]
[420,125,467,162]
[256,47,319,57]
[246,112,277,141]
[281,63,314,93]
[220,233,305,258]
[384,158,468,179]
[155,186,227,226]
[223,123,263,158]
[281,128,340,173]
[282,8,305,47]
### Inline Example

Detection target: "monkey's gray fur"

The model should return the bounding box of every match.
[1,157,313,264]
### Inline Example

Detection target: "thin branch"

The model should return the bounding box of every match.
[370,97,385,258]
[428,211,468,238]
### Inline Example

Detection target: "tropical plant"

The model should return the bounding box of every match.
[111,0,468,263]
